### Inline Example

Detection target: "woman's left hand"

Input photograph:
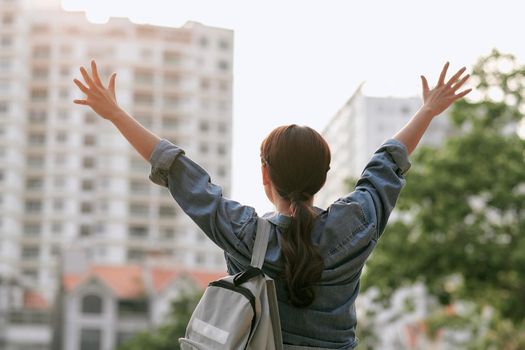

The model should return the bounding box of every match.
[73,60,123,121]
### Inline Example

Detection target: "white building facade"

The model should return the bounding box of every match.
[0,0,233,304]
[315,85,451,209]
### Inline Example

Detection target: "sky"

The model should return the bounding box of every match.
[61,0,525,214]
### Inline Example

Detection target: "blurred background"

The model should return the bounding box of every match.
[0,0,524,349]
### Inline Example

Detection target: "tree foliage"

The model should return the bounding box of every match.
[360,49,525,340]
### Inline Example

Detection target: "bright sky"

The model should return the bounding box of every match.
[61,0,525,214]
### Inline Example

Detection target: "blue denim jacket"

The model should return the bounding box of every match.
[149,138,411,349]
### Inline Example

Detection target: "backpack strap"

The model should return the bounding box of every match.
[250,218,272,269]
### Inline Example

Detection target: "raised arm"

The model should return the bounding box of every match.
[393,62,471,155]
[73,60,160,161]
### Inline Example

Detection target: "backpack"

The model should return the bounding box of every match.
[179,218,284,350]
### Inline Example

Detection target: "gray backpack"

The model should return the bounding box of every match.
[179,218,284,350]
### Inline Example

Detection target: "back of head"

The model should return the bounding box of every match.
[260,125,331,307]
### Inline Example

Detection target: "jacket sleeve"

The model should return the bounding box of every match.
[352,138,411,239]
[148,139,257,259]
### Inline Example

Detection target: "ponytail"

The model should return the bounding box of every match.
[280,194,324,307]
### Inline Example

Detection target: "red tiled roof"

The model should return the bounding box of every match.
[64,264,225,298]
[23,291,49,310]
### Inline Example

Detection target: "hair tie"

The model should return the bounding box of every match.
[289,191,311,202]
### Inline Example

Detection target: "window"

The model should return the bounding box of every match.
[199,143,209,154]
[23,223,41,236]
[217,144,226,155]
[25,200,42,213]
[199,120,209,132]
[53,199,63,210]
[134,69,153,84]
[27,155,44,168]
[159,205,175,217]
[218,39,230,50]
[30,89,48,102]
[56,131,67,143]
[1,36,12,47]
[127,249,144,261]
[217,60,229,71]
[81,295,103,314]
[21,246,39,259]
[163,51,181,64]
[130,180,147,194]
[80,224,92,237]
[81,202,93,214]
[51,222,62,233]
[32,45,50,59]
[28,132,45,145]
[26,177,43,190]
[0,102,8,113]
[32,67,48,80]
[29,110,47,123]
[82,180,94,191]
[83,157,95,169]
[129,225,147,238]
[129,203,148,216]
[80,328,101,350]
[218,166,226,178]
[199,37,208,47]
[133,93,153,106]
[84,135,96,146]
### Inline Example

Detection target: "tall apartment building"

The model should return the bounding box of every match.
[315,85,451,209]
[0,0,234,302]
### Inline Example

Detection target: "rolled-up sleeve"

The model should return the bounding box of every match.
[354,139,411,239]
[149,139,257,258]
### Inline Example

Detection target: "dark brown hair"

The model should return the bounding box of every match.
[260,125,331,307]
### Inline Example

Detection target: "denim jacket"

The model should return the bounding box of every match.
[149,138,411,349]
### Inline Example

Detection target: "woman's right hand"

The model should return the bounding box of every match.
[420,62,472,117]
[73,60,123,121]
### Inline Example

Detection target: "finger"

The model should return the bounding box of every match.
[91,60,104,87]
[451,74,470,92]
[421,75,430,95]
[73,79,89,94]
[446,67,467,87]
[438,62,449,86]
[454,88,472,100]
[73,99,89,105]
[108,73,117,96]
[80,66,96,89]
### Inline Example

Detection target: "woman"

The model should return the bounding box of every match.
[73,61,470,349]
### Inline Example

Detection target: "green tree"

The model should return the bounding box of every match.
[360,49,525,344]
[117,291,202,350]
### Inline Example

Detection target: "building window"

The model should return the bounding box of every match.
[80,224,92,237]
[133,93,153,106]
[199,143,208,154]
[28,132,46,145]
[163,51,181,65]
[129,225,148,238]
[159,205,175,217]
[26,177,43,190]
[23,223,41,236]
[56,131,67,143]
[217,60,229,71]
[25,200,42,213]
[217,144,226,155]
[81,202,93,214]
[129,203,148,216]
[82,180,94,191]
[81,295,103,314]
[80,328,101,350]
[84,134,96,146]
[21,246,39,259]
[30,89,48,102]
[199,120,209,132]
[218,39,229,50]
[199,37,208,47]
[127,249,144,261]
[83,157,95,169]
